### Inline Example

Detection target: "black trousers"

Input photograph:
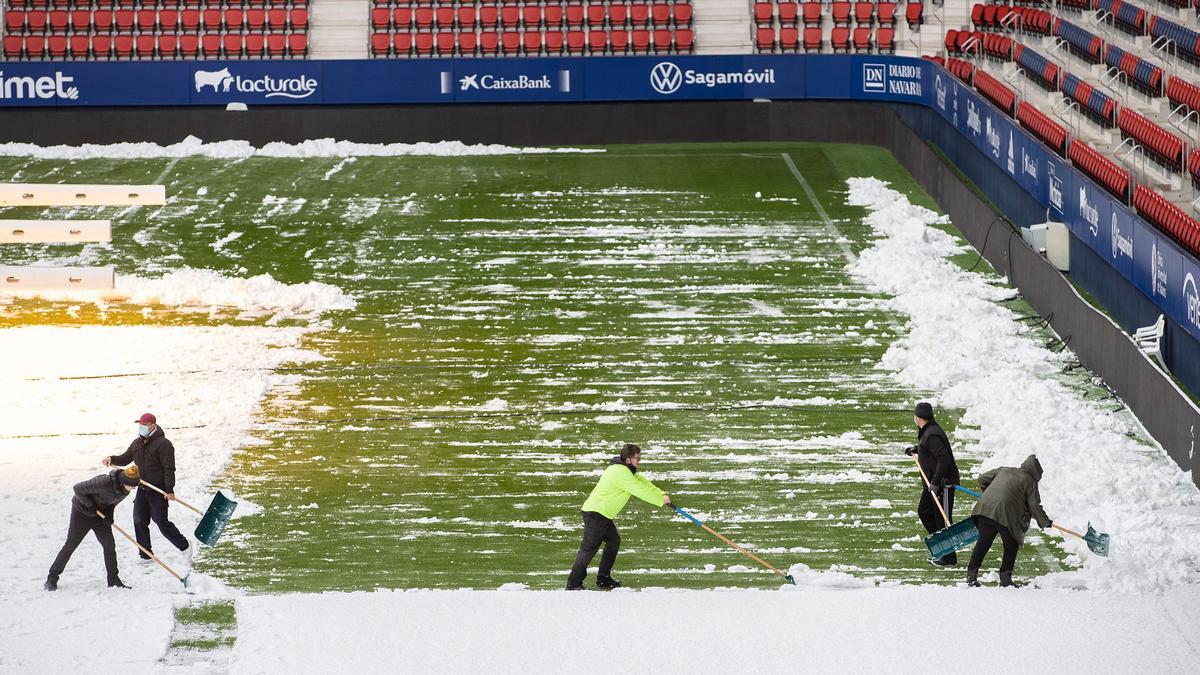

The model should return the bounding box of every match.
[567,511,620,587]
[968,515,1020,574]
[133,487,189,555]
[49,509,119,583]
[918,486,956,563]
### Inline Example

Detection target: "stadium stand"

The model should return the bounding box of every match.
[1014,43,1058,90]
[1062,72,1117,128]
[973,67,1016,115]
[1104,44,1164,97]
[1134,184,1200,255]
[1190,148,1200,191]
[1168,75,1200,118]
[371,1,695,57]
[1016,100,1068,157]
[1055,17,1104,64]
[1117,107,1186,172]
[1148,14,1199,66]
[1,0,310,60]
[1069,138,1133,203]
[756,0,904,53]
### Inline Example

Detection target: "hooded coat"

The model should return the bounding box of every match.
[580,457,665,520]
[971,455,1053,545]
[108,426,177,492]
[71,470,134,519]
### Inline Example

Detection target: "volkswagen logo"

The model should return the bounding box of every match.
[650,62,683,95]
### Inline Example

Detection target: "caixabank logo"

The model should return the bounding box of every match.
[0,71,79,101]
[649,61,776,95]
[194,68,318,99]
[440,70,571,94]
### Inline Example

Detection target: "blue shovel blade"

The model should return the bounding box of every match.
[925,518,979,559]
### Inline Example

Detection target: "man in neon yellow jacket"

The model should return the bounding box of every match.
[566,443,671,590]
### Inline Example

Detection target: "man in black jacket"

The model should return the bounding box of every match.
[905,401,961,566]
[46,466,141,590]
[102,413,191,561]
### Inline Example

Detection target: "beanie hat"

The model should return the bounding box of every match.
[914,402,934,420]
[118,465,141,487]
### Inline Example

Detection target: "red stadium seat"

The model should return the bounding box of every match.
[48,35,67,59]
[545,4,564,27]
[802,2,820,27]
[160,10,180,34]
[500,5,519,28]
[652,27,671,51]
[609,29,629,53]
[522,5,542,28]
[114,10,134,33]
[25,35,47,60]
[391,32,411,56]
[526,30,545,54]
[200,9,220,32]
[906,2,922,28]
[854,2,873,25]
[134,34,155,59]
[878,2,896,26]
[4,11,24,35]
[754,2,773,26]
[457,7,476,30]
[479,6,498,29]
[832,1,850,26]
[245,34,264,58]
[179,34,198,58]
[756,26,774,51]
[371,32,391,56]
[877,26,895,53]
[69,34,89,59]
[565,29,586,54]
[371,7,390,30]
[778,2,798,26]
[651,2,670,25]
[831,26,849,52]
[566,3,584,28]
[853,26,872,51]
[268,8,286,31]
[674,27,693,52]
[201,33,220,58]
[435,7,454,30]
[180,10,199,33]
[159,34,179,59]
[631,27,649,53]
[436,32,455,55]
[48,10,68,34]
[779,26,799,51]
[587,29,606,53]
[114,34,133,59]
[414,32,434,56]
[608,3,627,27]
[69,9,90,32]
[587,3,605,27]
[135,9,156,33]
[545,30,565,54]
[247,9,266,32]
[501,30,520,54]
[458,31,478,55]
[803,26,821,51]
[224,33,243,58]
[629,2,648,27]
[479,31,499,55]
[673,3,692,25]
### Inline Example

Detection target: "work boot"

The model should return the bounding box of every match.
[138,552,153,561]
[44,575,58,592]
[999,572,1021,588]
[596,576,622,590]
[565,584,585,591]
[108,578,132,589]
[965,568,980,588]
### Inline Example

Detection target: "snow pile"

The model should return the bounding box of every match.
[0,135,603,160]
[783,562,878,589]
[1,267,355,322]
[846,177,1200,593]
[228,586,1200,673]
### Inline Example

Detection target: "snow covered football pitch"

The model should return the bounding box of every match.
[2,140,1199,672]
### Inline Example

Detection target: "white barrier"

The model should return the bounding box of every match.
[0,183,166,206]
[0,265,115,291]
[0,220,112,244]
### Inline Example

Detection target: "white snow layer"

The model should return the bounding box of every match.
[846,177,1200,593]
[1,267,356,321]
[0,135,603,160]
[229,587,1200,674]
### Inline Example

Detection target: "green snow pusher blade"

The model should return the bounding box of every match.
[1084,523,1110,557]
[194,490,238,547]
[924,517,979,560]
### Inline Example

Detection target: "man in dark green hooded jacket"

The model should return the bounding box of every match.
[966,455,1054,587]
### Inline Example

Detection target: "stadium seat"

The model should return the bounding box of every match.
[779,26,799,52]
[832,2,850,26]
[4,11,24,35]
[113,34,133,59]
[674,27,693,53]
[48,10,68,34]
[631,28,649,53]
[756,27,774,52]
[854,2,873,26]
[500,5,519,29]
[69,34,89,59]
[853,26,871,52]
[458,7,476,29]
[246,34,265,58]
[906,2,922,28]
[586,3,605,27]
[501,30,520,54]
[371,7,389,30]
[224,33,244,59]
[651,2,670,26]
[436,32,455,56]
[134,34,155,59]
[69,9,90,32]
[47,35,67,59]
[629,2,648,27]
[23,35,45,59]
[566,3,584,28]
[566,29,586,54]
[268,8,286,31]
[1118,108,1186,171]
[652,27,671,52]
[545,4,564,27]
[459,31,478,56]
[179,34,198,58]
[802,2,820,27]
[877,27,894,53]
[200,8,220,32]
[878,2,896,26]
[803,26,821,52]
[371,32,390,56]
[1133,185,1200,253]
[414,32,434,56]
[545,30,564,54]
[609,29,629,54]
[1069,139,1131,201]
[201,33,220,58]
[436,7,454,30]
[415,8,433,30]
[391,32,411,57]
[673,3,692,26]
[974,69,1016,116]
[831,26,849,52]
[586,29,605,53]
[479,31,499,55]
[479,6,498,29]
[754,2,773,26]
[180,10,199,33]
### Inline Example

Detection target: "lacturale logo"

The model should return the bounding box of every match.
[194,68,317,99]
[0,71,79,100]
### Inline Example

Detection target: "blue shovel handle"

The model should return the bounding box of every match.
[674,506,704,526]
[953,485,982,498]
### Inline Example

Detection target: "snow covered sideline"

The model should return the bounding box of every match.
[846,177,1200,593]
[0,135,603,160]
[230,587,1200,673]
[1,267,356,321]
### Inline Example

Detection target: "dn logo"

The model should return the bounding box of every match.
[650,62,683,94]
[863,64,885,92]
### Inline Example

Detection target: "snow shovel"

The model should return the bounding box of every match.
[672,506,797,585]
[132,474,238,547]
[100,510,190,589]
[913,455,979,560]
[952,485,1110,557]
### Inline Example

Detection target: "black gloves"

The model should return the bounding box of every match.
[98,510,113,524]
[904,445,917,456]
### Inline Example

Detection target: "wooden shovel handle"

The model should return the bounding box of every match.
[1052,524,1084,539]
[700,523,791,580]
[99,510,183,582]
[912,453,951,527]
[138,480,204,516]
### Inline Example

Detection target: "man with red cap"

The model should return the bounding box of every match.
[102,413,191,561]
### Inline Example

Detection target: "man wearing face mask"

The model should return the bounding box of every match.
[101,413,191,562]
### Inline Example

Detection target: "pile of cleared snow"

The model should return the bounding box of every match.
[846,177,1200,593]
[0,135,603,160]
[1,267,355,322]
